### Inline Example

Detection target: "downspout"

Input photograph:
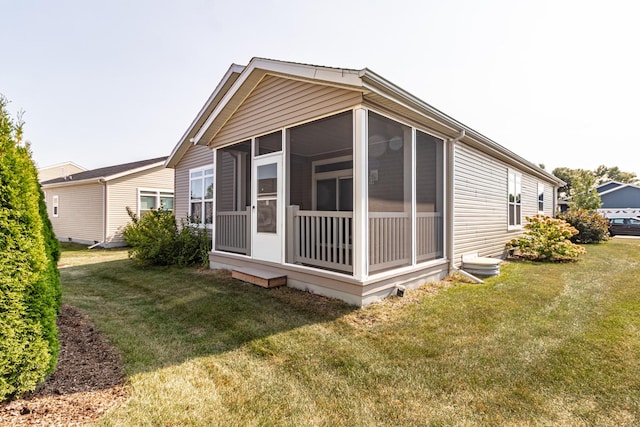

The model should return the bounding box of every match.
[96,178,107,248]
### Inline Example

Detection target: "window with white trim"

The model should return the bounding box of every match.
[52,195,59,217]
[508,170,522,228]
[190,166,214,227]
[138,188,174,217]
[538,183,545,212]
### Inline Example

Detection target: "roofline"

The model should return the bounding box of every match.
[41,160,166,187]
[191,57,363,145]
[358,69,563,185]
[38,161,87,171]
[175,57,562,186]
[165,63,246,168]
[598,182,640,196]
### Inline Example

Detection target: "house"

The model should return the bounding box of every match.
[38,161,87,182]
[41,157,174,247]
[597,181,640,219]
[166,58,562,306]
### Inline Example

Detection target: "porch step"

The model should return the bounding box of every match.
[231,268,287,289]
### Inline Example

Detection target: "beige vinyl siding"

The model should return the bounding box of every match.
[174,145,213,224]
[452,142,554,265]
[46,183,104,244]
[106,166,174,245]
[211,75,362,148]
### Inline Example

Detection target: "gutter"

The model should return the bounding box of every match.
[358,70,563,186]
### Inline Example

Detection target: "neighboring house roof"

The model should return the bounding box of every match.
[165,57,562,186]
[41,156,168,187]
[597,181,640,196]
[38,161,87,181]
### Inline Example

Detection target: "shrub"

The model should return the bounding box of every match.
[0,96,60,401]
[506,214,586,262]
[558,208,610,244]
[122,208,211,267]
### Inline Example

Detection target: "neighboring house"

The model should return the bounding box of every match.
[597,181,640,219]
[166,57,562,306]
[38,161,87,182]
[41,157,174,247]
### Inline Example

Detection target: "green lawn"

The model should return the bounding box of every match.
[60,240,640,426]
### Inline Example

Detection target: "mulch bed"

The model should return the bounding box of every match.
[0,305,128,426]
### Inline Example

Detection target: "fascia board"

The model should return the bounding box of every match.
[165,64,245,168]
[192,58,364,145]
[41,177,104,188]
[103,162,166,182]
[360,70,564,186]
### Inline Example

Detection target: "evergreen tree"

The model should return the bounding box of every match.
[0,96,60,401]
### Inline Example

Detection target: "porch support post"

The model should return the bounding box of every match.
[211,148,217,252]
[353,108,368,281]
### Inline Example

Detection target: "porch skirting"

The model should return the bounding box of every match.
[209,251,449,306]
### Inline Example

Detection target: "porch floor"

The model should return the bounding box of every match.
[231,267,287,289]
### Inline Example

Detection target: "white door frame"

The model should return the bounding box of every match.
[252,153,284,263]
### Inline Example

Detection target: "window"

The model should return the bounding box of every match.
[52,195,59,217]
[508,170,522,228]
[312,156,353,211]
[538,183,545,212]
[138,189,174,217]
[190,166,214,226]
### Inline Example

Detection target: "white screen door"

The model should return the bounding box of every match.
[252,155,283,263]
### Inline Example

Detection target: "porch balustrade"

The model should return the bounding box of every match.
[215,207,251,254]
[287,206,353,273]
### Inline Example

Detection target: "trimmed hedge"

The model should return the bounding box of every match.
[0,96,61,401]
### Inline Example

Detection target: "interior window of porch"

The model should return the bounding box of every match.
[368,111,412,272]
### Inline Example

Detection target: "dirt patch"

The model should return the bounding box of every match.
[0,305,128,426]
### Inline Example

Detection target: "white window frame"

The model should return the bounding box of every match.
[508,169,522,230]
[137,188,174,217]
[52,195,59,217]
[311,155,353,211]
[537,183,545,213]
[189,165,214,228]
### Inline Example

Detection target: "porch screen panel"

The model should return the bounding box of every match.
[368,112,412,272]
[416,130,444,262]
[215,141,252,254]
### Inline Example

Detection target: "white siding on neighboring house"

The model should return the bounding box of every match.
[45,183,104,244]
[452,142,553,265]
[174,145,213,224]
[210,75,362,148]
[107,166,174,245]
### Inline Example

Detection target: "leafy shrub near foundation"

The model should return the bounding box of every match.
[122,208,210,267]
[558,208,610,244]
[506,214,586,262]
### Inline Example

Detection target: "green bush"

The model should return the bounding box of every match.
[558,208,610,244]
[0,96,60,401]
[122,208,211,267]
[506,214,586,262]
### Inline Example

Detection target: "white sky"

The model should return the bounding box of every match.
[2,0,639,176]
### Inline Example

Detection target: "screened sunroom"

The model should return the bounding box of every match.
[213,108,444,280]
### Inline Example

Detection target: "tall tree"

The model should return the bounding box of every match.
[593,165,638,185]
[568,169,602,211]
[0,96,60,401]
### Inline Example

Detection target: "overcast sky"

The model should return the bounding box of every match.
[2,0,639,177]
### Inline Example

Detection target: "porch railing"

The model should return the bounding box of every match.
[215,207,251,255]
[368,212,411,273]
[287,206,353,273]
[416,212,443,262]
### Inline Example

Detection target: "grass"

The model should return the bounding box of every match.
[59,240,640,426]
